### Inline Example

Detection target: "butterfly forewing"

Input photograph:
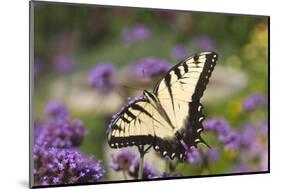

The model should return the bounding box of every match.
[152,52,218,152]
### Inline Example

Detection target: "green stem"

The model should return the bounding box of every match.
[138,148,144,180]
[165,160,170,173]
[122,171,128,180]
[137,145,152,180]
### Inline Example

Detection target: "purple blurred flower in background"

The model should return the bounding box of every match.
[185,147,202,164]
[110,149,137,172]
[171,45,188,61]
[33,146,105,185]
[206,148,220,162]
[88,63,116,92]
[260,121,268,135]
[231,164,251,174]
[35,118,86,148]
[239,121,268,168]
[131,57,171,80]
[242,93,267,112]
[34,57,45,76]
[129,159,159,179]
[194,36,216,51]
[203,117,239,150]
[34,120,45,139]
[122,24,150,44]
[148,172,181,179]
[203,117,230,136]
[53,54,75,73]
[185,147,220,165]
[222,131,240,150]
[45,101,68,119]
[239,122,258,148]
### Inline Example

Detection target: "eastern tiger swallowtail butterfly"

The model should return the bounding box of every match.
[107,52,218,160]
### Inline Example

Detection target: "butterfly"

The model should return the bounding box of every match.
[107,52,218,160]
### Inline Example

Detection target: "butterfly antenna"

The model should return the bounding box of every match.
[200,137,211,149]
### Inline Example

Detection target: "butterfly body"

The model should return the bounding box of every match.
[108,52,218,160]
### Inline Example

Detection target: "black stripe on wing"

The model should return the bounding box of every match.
[192,52,218,101]
[108,99,155,148]
[153,52,218,102]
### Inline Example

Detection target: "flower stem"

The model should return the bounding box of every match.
[137,145,152,180]
[138,151,144,180]
[137,145,146,180]
[123,171,128,180]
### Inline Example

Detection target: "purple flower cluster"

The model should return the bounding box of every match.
[109,149,137,172]
[88,63,116,92]
[45,101,68,119]
[33,101,105,186]
[131,57,171,80]
[194,36,216,51]
[122,24,150,44]
[203,117,240,150]
[53,54,75,73]
[242,93,267,112]
[239,122,268,164]
[185,147,202,164]
[148,172,181,179]
[185,147,220,164]
[33,146,105,185]
[109,149,164,179]
[34,57,45,76]
[129,159,159,179]
[35,118,86,148]
[171,45,188,61]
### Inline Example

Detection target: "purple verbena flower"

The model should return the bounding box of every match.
[240,122,258,148]
[34,57,45,76]
[203,117,239,150]
[171,45,188,61]
[206,148,220,162]
[122,24,150,44]
[132,24,150,41]
[53,54,75,73]
[45,101,68,119]
[109,149,137,172]
[260,121,268,135]
[88,63,116,92]
[185,147,202,164]
[35,118,86,148]
[231,164,252,174]
[242,93,267,112]
[33,146,105,186]
[131,57,171,80]
[222,130,240,150]
[203,117,230,136]
[34,120,45,139]
[194,36,216,51]
[129,159,159,179]
[148,172,181,179]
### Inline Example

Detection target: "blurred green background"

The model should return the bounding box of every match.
[33,2,268,181]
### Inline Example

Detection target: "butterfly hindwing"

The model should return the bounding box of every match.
[108,99,176,149]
